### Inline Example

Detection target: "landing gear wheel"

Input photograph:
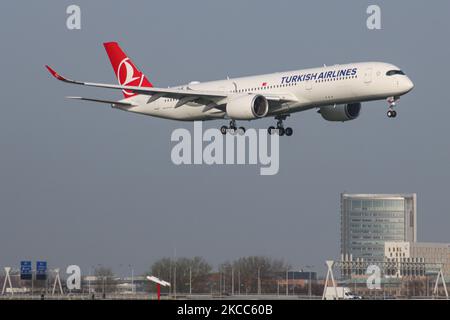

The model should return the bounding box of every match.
[273,115,291,137]
[387,110,397,118]
[227,120,237,135]
[238,127,246,135]
[220,126,228,135]
[268,126,276,135]
[285,127,293,136]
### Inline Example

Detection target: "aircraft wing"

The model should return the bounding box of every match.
[46,65,298,107]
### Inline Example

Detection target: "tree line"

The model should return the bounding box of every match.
[147,256,314,295]
[87,256,320,295]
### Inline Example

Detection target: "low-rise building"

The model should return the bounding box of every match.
[384,241,450,277]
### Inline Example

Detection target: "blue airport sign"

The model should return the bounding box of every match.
[36,261,47,280]
[20,261,32,280]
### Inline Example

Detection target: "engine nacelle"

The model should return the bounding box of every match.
[319,103,361,122]
[226,94,269,120]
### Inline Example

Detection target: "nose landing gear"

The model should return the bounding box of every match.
[387,96,399,118]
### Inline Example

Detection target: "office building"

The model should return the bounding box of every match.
[341,193,417,262]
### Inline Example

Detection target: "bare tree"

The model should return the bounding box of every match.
[220,256,291,294]
[148,257,212,294]
[94,267,117,295]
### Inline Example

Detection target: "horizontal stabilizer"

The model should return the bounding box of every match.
[66,96,137,107]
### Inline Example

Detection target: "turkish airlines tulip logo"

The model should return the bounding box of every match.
[117,58,144,96]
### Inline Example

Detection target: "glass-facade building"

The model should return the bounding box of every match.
[341,194,417,262]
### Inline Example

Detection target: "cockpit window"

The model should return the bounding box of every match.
[386,70,405,76]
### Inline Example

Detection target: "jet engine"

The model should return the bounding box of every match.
[226,94,269,120]
[319,103,361,122]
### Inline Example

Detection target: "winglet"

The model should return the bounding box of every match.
[45,65,66,80]
[45,65,83,85]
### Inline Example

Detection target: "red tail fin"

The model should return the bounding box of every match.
[103,42,153,98]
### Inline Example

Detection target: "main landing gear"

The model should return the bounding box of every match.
[219,116,294,137]
[387,96,399,118]
[268,115,293,137]
[220,120,246,135]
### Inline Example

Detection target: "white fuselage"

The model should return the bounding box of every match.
[123,62,414,121]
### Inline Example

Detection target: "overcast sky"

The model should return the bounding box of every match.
[0,0,449,277]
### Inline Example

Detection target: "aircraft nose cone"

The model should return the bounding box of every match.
[404,77,414,92]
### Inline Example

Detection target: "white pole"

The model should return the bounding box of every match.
[52,269,63,296]
[88,266,92,294]
[223,270,226,294]
[323,261,336,300]
[442,271,449,299]
[31,270,34,296]
[174,264,176,299]
[309,270,312,298]
[52,270,57,295]
[58,272,63,295]
[434,268,449,299]
[1,270,5,295]
[257,268,261,295]
[219,270,221,296]
[322,269,329,300]
[174,249,177,299]
[131,267,134,294]
[286,269,288,296]
[231,267,234,296]
[2,267,13,295]
[169,260,172,297]
[189,267,192,295]
[238,270,241,295]
[330,267,338,299]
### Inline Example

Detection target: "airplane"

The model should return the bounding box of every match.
[46,42,414,137]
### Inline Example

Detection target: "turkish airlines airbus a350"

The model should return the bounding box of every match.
[46,42,414,136]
